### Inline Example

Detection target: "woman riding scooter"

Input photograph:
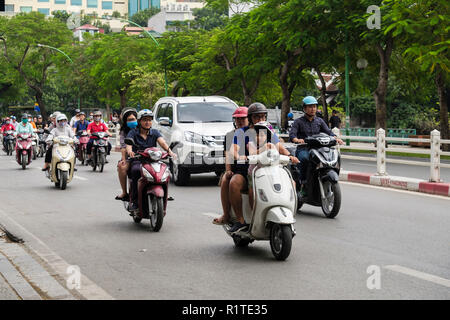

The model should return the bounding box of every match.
[125,109,176,212]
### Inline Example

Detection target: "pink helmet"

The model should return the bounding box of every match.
[232,107,248,118]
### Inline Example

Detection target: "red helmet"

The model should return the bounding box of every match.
[232,107,248,118]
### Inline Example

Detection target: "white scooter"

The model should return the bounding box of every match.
[223,149,297,260]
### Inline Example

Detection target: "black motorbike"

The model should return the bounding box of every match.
[287,133,342,218]
[37,129,47,158]
[3,130,16,156]
[90,132,109,172]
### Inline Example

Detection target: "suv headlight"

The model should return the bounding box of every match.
[184,131,203,145]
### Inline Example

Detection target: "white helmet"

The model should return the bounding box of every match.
[56,114,68,122]
[137,109,154,120]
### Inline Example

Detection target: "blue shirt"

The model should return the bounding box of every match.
[74,120,90,134]
[289,116,335,142]
[126,128,162,152]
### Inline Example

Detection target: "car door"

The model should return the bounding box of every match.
[153,102,171,143]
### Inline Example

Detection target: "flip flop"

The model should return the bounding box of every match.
[115,194,130,201]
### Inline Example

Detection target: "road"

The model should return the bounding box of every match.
[0,151,449,299]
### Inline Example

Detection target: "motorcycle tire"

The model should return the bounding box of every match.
[149,195,164,232]
[21,154,27,170]
[171,160,190,186]
[60,170,68,190]
[32,148,37,160]
[269,224,292,261]
[82,150,87,166]
[321,182,341,219]
[99,153,105,173]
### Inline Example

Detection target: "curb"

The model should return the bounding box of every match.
[340,170,450,197]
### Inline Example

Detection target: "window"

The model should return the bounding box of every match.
[87,0,98,8]
[177,103,237,123]
[140,0,149,10]
[20,6,33,13]
[102,1,113,9]
[38,0,50,2]
[38,8,50,15]
[151,0,160,9]
[166,104,174,122]
[5,5,14,12]
[55,0,66,4]
[156,103,167,121]
[71,0,82,6]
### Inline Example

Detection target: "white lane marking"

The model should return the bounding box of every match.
[384,265,450,288]
[202,212,221,218]
[340,181,450,201]
[73,176,88,181]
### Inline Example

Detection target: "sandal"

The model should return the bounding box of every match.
[115,194,130,201]
[212,216,228,225]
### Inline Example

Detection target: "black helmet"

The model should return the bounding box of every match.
[247,102,268,124]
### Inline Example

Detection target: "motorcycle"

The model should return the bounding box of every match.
[286,133,342,218]
[3,130,16,156]
[31,132,39,160]
[37,129,47,158]
[90,132,109,172]
[76,130,89,165]
[45,135,76,190]
[15,133,33,170]
[223,149,297,261]
[122,138,173,232]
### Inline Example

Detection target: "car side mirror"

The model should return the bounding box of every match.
[124,138,135,146]
[159,117,171,127]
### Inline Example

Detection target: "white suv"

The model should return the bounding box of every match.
[152,96,238,185]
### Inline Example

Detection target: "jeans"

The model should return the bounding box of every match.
[295,148,310,183]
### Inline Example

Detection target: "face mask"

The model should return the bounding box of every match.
[127,121,138,129]
[22,119,28,124]
[58,121,67,128]
[6,121,10,124]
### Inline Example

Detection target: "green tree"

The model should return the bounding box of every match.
[130,8,160,27]
[191,6,228,30]
[0,12,73,120]
[52,10,71,24]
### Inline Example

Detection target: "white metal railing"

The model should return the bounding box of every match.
[107,123,121,147]
[331,128,450,182]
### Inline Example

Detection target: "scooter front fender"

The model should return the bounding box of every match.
[321,170,339,183]
[266,207,295,225]
[57,162,70,171]
[147,185,164,198]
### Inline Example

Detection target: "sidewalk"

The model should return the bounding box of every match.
[0,230,76,300]
[340,170,450,197]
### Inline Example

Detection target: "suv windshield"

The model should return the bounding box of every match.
[177,102,236,123]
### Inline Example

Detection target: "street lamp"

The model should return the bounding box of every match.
[36,43,80,109]
[118,18,168,97]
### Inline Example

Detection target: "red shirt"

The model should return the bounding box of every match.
[1,124,15,134]
[87,122,108,139]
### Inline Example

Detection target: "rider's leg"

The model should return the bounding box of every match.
[229,173,246,224]
[117,160,129,198]
[295,148,310,184]
[217,173,231,223]
[129,161,141,206]
[86,139,94,160]
[42,145,53,170]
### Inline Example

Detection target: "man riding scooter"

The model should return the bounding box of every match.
[125,109,176,212]
[289,96,344,197]
[229,103,299,234]
[1,117,15,152]
[86,111,111,165]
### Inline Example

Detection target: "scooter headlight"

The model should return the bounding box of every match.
[142,167,154,182]
[56,149,73,161]
[58,137,69,146]
[161,168,170,182]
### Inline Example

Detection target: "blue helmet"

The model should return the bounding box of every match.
[302,96,318,106]
[287,112,294,119]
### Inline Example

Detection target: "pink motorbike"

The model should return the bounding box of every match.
[15,133,33,170]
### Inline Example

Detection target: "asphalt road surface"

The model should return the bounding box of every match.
[0,151,449,299]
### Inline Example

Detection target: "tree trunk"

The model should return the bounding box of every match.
[279,49,302,130]
[106,92,111,119]
[118,89,127,110]
[373,38,393,131]
[436,66,449,151]
[35,91,47,121]
[316,68,329,124]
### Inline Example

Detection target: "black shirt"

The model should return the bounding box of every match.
[126,128,162,152]
[329,115,341,129]
[289,116,335,142]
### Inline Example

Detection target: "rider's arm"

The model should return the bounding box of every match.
[289,119,299,142]
[156,137,176,158]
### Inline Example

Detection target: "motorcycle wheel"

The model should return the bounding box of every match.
[321,181,341,219]
[149,195,164,232]
[232,235,251,247]
[21,154,27,170]
[171,160,190,186]
[32,148,37,160]
[99,153,105,173]
[133,216,142,223]
[269,224,292,261]
[60,170,68,190]
[92,152,97,171]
